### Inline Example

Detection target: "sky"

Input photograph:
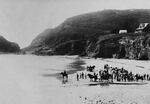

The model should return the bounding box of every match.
[0,0,150,48]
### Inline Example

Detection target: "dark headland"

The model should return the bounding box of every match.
[0,35,20,53]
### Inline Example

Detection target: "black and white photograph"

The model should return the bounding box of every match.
[0,0,150,104]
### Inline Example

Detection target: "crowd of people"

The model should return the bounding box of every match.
[76,64,150,83]
[85,64,150,82]
[60,64,150,84]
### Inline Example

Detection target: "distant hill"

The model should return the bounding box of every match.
[25,9,150,60]
[0,36,20,53]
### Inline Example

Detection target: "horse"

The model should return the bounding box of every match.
[60,71,68,84]
[135,74,144,81]
[87,65,95,72]
[60,71,68,79]
[101,73,113,82]
[87,74,98,82]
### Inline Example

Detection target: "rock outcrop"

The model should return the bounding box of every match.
[93,33,150,60]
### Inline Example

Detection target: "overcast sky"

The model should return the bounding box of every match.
[0,0,150,48]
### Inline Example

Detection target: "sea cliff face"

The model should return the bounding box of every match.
[25,9,150,60]
[93,33,150,60]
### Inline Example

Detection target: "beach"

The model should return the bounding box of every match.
[0,54,150,104]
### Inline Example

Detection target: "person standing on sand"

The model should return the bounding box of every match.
[85,73,87,79]
[77,73,79,81]
[80,73,82,79]
[82,72,84,79]
[147,74,149,80]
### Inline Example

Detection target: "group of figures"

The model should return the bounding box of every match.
[60,64,150,84]
[76,72,87,81]
[86,64,150,82]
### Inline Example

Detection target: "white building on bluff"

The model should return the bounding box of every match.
[119,30,127,34]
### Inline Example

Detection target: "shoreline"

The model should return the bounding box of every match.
[66,57,86,74]
[42,57,86,81]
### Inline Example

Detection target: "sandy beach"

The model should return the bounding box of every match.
[75,58,150,104]
[53,57,150,104]
[0,55,150,104]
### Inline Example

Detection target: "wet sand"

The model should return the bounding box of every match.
[41,56,86,81]
[66,57,85,74]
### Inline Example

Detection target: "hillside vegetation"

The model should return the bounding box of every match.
[0,36,20,53]
[25,9,150,60]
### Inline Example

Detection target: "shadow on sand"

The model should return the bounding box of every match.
[87,82,148,86]
[41,57,86,81]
